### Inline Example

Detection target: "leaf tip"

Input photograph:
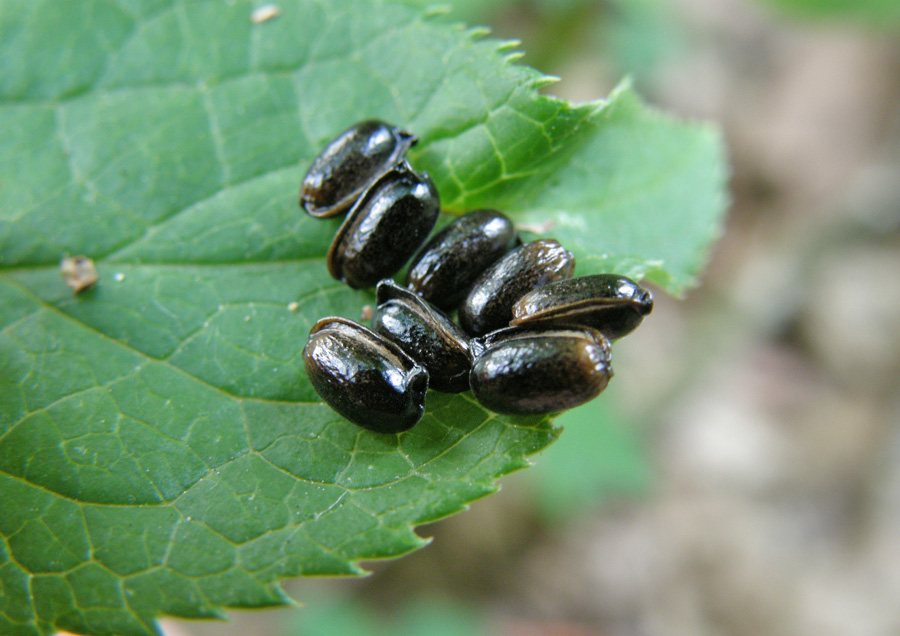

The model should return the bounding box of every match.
[467,25,492,40]
[495,38,523,53]
[532,74,560,89]
[421,4,452,18]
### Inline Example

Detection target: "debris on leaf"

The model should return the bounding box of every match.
[360,304,373,321]
[517,219,556,235]
[60,256,98,293]
[251,4,280,23]
[288,301,300,313]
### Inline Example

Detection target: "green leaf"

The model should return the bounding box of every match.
[0,0,728,634]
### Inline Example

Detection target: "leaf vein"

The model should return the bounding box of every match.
[2,277,319,405]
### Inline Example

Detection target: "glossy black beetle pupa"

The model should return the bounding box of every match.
[302,316,428,434]
[371,279,473,393]
[327,160,440,289]
[469,325,613,416]
[300,120,417,218]
[458,239,576,336]
[405,209,520,311]
[511,274,653,340]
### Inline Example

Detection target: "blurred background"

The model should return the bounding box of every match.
[169,0,900,634]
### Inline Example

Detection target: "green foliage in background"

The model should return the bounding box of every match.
[0,0,727,634]
[528,398,652,520]
[760,0,900,27]
[291,595,486,636]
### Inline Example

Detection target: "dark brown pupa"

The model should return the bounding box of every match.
[371,279,473,393]
[511,274,653,340]
[303,316,428,433]
[300,120,416,218]
[469,325,613,416]
[405,209,519,311]
[327,160,440,289]
[458,239,575,336]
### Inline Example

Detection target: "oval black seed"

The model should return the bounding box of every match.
[469,325,613,416]
[302,316,428,433]
[300,120,417,218]
[327,160,440,289]
[510,274,653,340]
[372,279,472,393]
[405,209,520,311]
[458,239,575,336]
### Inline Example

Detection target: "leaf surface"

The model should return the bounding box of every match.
[0,1,727,634]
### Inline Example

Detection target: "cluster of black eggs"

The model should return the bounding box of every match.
[299,120,653,434]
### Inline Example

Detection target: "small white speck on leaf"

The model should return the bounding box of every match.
[114,272,125,282]
[517,219,556,235]
[288,301,300,313]
[251,4,280,23]
[60,256,98,293]
[360,305,373,321]
[244,315,251,322]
